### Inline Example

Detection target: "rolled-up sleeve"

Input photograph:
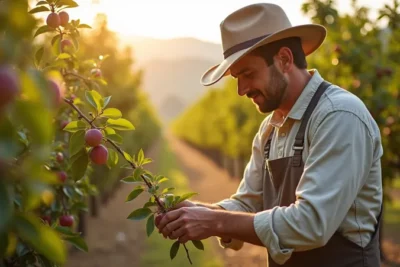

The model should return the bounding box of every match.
[253,110,377,264]
[214,118,268,249]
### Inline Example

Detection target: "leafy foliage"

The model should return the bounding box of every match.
[0,0,201,265]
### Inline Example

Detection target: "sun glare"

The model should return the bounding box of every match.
[31,0,393,43]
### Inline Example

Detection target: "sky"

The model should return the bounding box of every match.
[35,0,390,44]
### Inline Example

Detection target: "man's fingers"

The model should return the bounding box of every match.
[169,226,186,240]
[157,209,183,232]
[155,213,164,227]
[161,217,184,239]
[178,235,189,244]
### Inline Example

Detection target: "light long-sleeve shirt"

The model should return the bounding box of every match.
[215,69,383,265]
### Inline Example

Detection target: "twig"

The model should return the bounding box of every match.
[63,72,91,89]
[63,97,192,264]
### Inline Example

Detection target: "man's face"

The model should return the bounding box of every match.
[230,54,288,113]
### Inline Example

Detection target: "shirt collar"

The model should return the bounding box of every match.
[288,69,324,120]
[269,69,324,127]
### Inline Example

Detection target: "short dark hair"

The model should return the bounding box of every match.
[251,37,307,69]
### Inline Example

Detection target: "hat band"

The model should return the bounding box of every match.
[223,33,271,59]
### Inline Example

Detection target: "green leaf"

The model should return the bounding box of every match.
[0,181,13,234]
[126,186,144,202]
[33,25,53,38]
[77,24,92,29]
[36,1,49,5]
[102,96,111,109]
[69,130,85,156]
[29,6,50,13]
[107,118,135,131]
[57,53,71,59]
[137,149,144,165]
[105,133,122,144]
[158,177,169,184]
[123,151,133,163]
[101,108,122,119]
[71,202,88,213]
[127,208,152,220]
[133,168,145,181]
[65,236,88,252]
[56,0,78,7]
[51,35,61,55]
[142,158,153,165]
[191,240,204,250]
[162,187,175,194]
[51,34,61,45]
[104,127,115,135]
[14,213,66,264]
[170,241,180,260]
[146,214,155,237]
[177,192,198,203]
[63,121,87,133]
[35,47,44,67]
[55,226,79,237]
[107,149,118,168]
[120,176,141,184]
[143,201,157,208]
[69,149,88,180]
[85,90,102,113]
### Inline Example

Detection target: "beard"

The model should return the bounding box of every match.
[248,65,288,113]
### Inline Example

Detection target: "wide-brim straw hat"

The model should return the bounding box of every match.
[200,3,327,86]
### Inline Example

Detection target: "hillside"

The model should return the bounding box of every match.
[118,35,227,123]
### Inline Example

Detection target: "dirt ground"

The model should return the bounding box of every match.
[66,132,400,267]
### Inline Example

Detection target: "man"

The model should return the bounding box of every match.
[155,3,383,266]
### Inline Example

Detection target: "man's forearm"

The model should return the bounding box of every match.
[194,201,224,210]
[212,209,264,247]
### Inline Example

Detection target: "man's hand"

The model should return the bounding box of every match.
[157,195,196,213]
[155,207,215,244]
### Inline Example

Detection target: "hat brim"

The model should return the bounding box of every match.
[200,24,327,86]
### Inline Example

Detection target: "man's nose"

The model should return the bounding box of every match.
[237,79,250,96]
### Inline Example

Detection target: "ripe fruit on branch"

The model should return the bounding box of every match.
[46,12,60,28]
[59,11,69,27]
[56,152,64,162]
[47,79,62,106]
[89,145,108,165]
[59,215,74,227]
[58,171,67,183]
[61,39,74,53]
[0,65,19,110]
[91,68,102,78]
[85,129,103,147]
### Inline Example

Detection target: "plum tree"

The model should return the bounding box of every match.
[85,129,103,147]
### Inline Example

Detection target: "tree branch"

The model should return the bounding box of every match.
[62,88,193,265]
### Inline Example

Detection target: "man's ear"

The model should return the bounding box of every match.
[277,47,293,73]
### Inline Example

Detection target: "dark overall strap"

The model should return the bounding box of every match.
[264,128,275,160]
[292,81,331,167]
[264,81,331,162]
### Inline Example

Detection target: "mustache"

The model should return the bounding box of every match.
[246,91,260,98]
